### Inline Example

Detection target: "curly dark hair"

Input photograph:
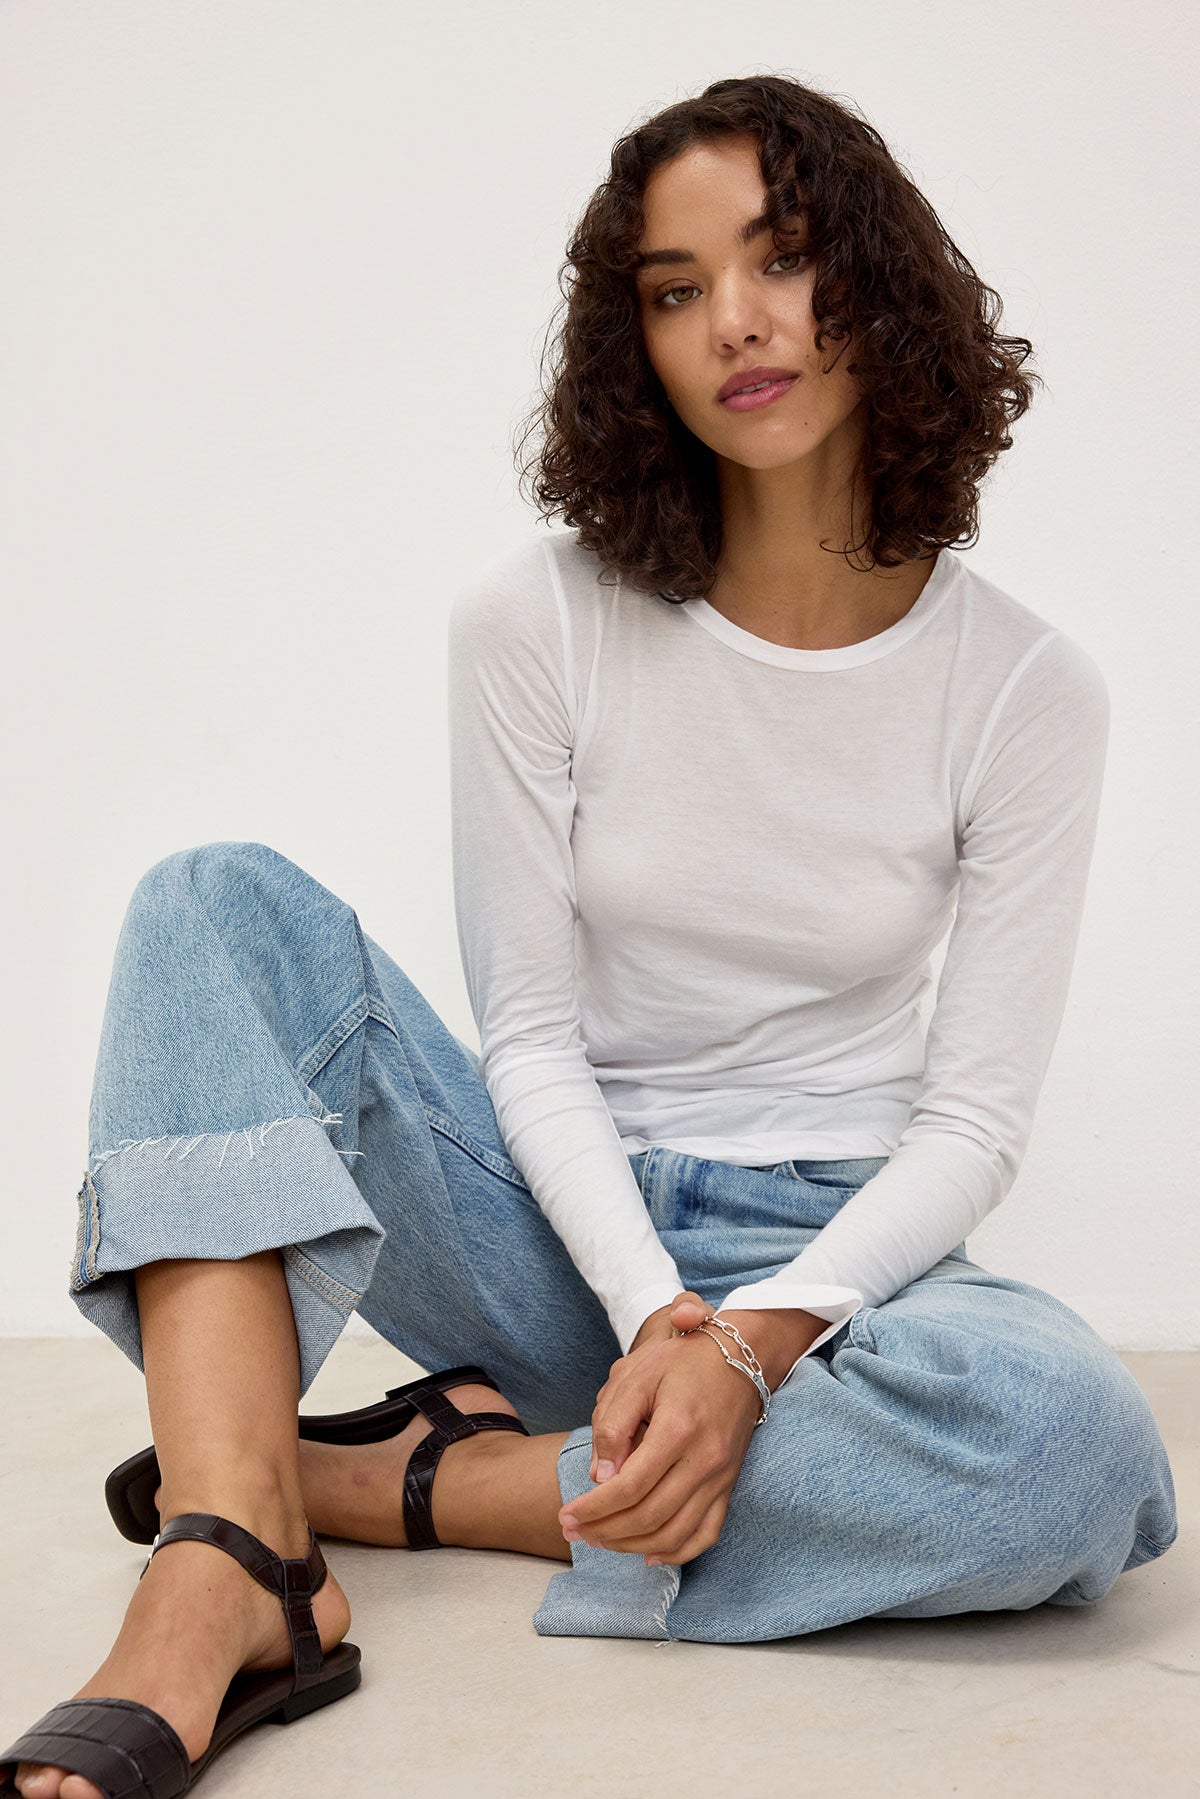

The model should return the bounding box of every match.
[514,73,1040,595]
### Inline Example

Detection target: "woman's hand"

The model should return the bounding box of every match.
[560,1296,762,1566]
[591,1290,713,1479]
[629,1289,714,1354]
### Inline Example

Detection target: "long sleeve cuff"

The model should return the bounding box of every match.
[716,1279,865,1391]
[614,1278,688,1357]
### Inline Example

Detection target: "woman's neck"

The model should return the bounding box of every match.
[704,552,937,652]
[708,419,935,652]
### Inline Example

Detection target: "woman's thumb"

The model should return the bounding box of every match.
[669,1291,714,1327]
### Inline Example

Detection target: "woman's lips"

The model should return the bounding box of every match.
[719,375,799,412]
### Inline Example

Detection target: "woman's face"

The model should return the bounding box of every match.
[634,133,864,473]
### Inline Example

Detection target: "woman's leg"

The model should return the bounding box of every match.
[532,1152,1179,1643]
[296,1388,575,1561]
[68,840,621,1425]
[12,1249,353,1799]
[15,839,624,1791]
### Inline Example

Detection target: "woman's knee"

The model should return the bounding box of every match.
[968,1326,1174,1580]
[135,839,289,900]
[855,1282,1171,1564]
[128,842,335,956]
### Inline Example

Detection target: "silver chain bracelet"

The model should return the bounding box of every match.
[680,1314,772,1427]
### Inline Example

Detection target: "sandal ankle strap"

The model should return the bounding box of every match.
[142,1511,329,1694]
[400,1383,531,1550]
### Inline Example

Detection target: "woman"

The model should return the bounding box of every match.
[3,73,1177,1799]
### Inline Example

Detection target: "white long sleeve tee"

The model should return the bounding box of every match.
[447,527,1110,1389]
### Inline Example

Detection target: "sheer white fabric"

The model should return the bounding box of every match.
[447,529,1109,1386]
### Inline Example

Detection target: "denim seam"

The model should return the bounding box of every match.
[282,1243,361,1309]
[355,919,402,1041]
[296,994,370,1087]
[425,1108,526,1189]
[654,1564,683,1639]
[364,996,399,1036]
[70,1169,101,1292]
[1129,1524,1179,1560]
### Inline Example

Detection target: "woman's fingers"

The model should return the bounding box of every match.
[573,1460,728,1562]
[588,1295,713,1481]
[596,1463,724,1554]
[565,1426,730,1550]
[561,1405,686,1532]
[646,1493,731,1568]
[588,1362,664,1487]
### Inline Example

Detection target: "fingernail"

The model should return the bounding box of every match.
[646,1556,661,1566]
[596,1459,616,1481]
[563,1528,583,1542]
[561,1513,578,1530]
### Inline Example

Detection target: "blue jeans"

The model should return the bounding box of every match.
[70,841,1178,1645]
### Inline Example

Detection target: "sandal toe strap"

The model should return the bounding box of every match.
[0,1696,191,1799]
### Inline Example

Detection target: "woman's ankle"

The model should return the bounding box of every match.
[157,1476,312,1559]
[436,1429,573,1559]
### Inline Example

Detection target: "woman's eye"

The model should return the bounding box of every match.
[652,250,808,308]
[655,284,699,308]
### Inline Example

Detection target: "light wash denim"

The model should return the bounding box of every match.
[70,841,1178,1645]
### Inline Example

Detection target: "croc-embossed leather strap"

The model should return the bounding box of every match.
[0,1695,191,1798]
[141,1512,329,1693]
[401,1387,531,1550]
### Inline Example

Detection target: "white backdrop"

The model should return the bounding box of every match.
[2,0,1196,1349]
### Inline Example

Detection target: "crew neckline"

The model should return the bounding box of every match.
[677,549,959,670]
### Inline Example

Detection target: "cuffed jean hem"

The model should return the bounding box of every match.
[69,1112,387,1398]
[532,1427,682,1640]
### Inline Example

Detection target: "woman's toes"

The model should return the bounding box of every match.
[15,1767,102,1799]
[56,1775,105,1799]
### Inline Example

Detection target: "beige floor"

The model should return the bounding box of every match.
[1,1338,1195,1798]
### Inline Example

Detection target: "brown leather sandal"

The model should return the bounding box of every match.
[0,1512,362,1798]
[105,1363,530,1548]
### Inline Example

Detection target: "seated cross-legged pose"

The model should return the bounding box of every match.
[3,72,1177,1799]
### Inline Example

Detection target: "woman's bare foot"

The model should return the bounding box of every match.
[271,1379,571,1561]
[12,1506,351,1799]
[143,1382,573,1563]
[299,1381,531,1546]
[296,1381,572,1560]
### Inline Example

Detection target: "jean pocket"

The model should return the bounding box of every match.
[847,1304,879,1353]
[789,1155,889,1191]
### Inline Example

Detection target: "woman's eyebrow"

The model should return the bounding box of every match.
[635,210,774,273]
